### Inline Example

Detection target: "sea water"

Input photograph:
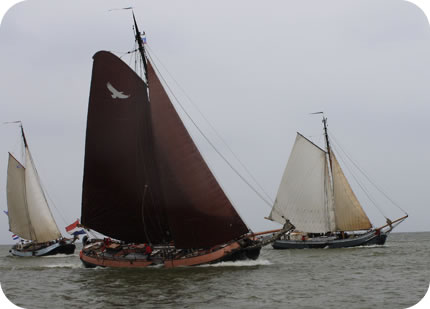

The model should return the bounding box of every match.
[0,232,429,309]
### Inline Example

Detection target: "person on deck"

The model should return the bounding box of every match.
[145,244,153,261]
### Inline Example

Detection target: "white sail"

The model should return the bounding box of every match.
[269,133,335,233]
[6,153,34,240]
[24,149,62,242]
[331,152,372,231]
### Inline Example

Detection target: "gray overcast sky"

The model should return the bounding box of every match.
[0,0,429,244]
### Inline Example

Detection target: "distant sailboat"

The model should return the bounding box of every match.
[268,115,408,249]
[6,123,76,256]
[79,12,292,268]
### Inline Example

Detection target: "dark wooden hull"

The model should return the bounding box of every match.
[80,239,262,268]
[10,241,76,257]
[273,231,388,249]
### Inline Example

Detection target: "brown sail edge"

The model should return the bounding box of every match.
[80,17,290,268]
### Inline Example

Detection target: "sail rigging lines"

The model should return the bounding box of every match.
[332,143,387,220]
[25,127,69,227]
[144,44,274,205]
[327,129,408,217]
[137,46,274,209]
[38,175,69,227]
[20,130,63,235]
[117,24,274,210]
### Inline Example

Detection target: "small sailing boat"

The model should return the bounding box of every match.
[268,115,408,249]
[79,13,292,268]
[6,123,76,256]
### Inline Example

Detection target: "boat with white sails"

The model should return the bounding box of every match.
[267,114,408,249]
[6,123,77,256]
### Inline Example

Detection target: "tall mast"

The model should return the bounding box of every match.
[320,114,335,232]
[132,12,148,82]
[322,116,333,173]
[311,112,333,173]
[20,124,28,149]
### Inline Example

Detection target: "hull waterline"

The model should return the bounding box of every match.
[80,240,261,268]
[10,241,76,257]
[79,224,294,268]
[273,230,388,249]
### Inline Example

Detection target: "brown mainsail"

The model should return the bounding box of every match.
[79,13,293,268]
[81,51,171,244]
[147,61,248,248]
[81,53,249,248]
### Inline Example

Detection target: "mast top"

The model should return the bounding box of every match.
[20,123,29,148]
[132,11,148,82]
[3,120,27,148]
[311,112,332,171]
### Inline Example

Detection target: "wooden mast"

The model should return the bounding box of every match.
[19,123,29,150]
[322,115,333,173]
[310,112,332,172]
[132,12,148,82]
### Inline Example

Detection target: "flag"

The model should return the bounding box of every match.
[65,219,86,236]
[12,234,19,240]
[71,230,86,236]
[3,210,8,216]
[141,35,147,44]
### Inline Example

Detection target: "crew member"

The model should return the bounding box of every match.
[145,243,153,261]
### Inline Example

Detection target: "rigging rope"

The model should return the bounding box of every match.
[143,49,273,209]
[144,44,274,205]
[27,150,70,227]
[328,129,408,216]
[330,142,388,219]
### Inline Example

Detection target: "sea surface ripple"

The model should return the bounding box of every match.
[0,232,429,309]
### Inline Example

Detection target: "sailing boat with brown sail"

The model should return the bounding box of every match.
[267,115,408,249]
[79,13,292,268]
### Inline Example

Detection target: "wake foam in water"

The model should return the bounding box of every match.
[41,253,79,258]
[198,259,272,268]
[44,263,82,269]
[341,244,388,249]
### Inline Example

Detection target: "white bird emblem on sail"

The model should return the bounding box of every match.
[106,82,130,99]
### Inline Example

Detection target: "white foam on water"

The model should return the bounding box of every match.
[198,259,272,268]
[44,263,82,269]
[342,244,388,249]
[41,253,79,258]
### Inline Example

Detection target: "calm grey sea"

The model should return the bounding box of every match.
[0,232,429,309]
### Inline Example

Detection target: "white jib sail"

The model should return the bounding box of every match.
[269,133,335,233]
[6,153,34,240]
[331,152,372,231]
[24,148,62,242]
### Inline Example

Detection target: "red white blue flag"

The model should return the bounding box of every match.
[65,219,86,236]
